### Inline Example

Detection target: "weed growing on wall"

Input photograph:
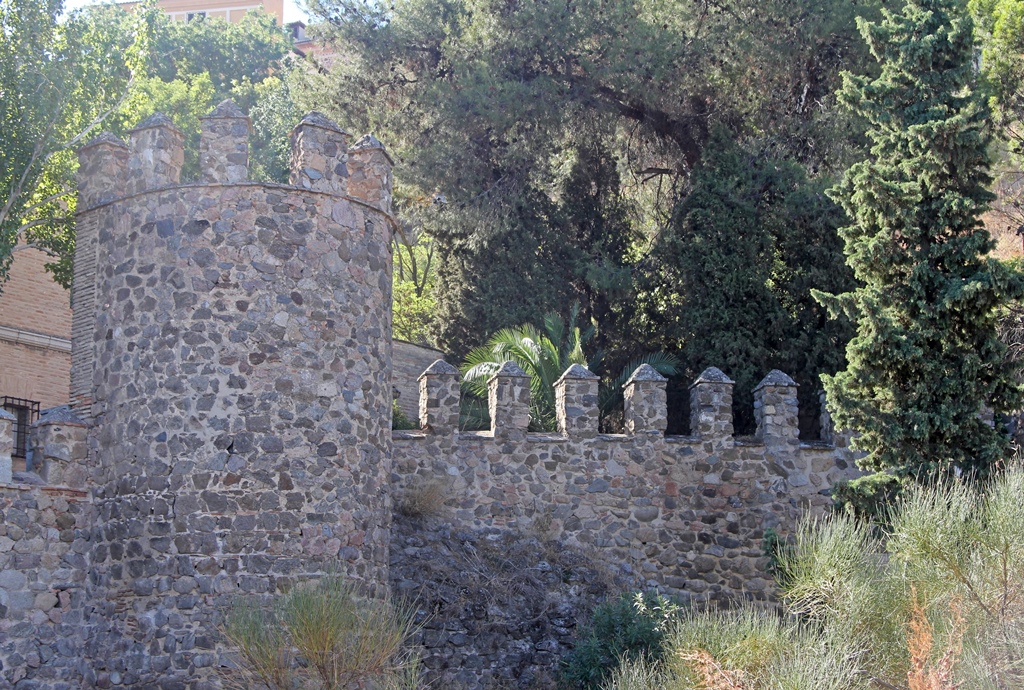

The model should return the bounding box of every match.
[223,571,421,690]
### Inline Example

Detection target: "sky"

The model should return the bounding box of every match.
[63,0,309,24]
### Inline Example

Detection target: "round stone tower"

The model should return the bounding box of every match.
[71,103,394,684]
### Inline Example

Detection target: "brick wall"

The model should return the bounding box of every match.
[0,342,70,410]
[0,247,72,340]
[0,248,72,410]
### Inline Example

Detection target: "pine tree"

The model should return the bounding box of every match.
[819,0,1024,477]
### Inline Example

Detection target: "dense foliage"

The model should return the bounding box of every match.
[818,0,1023,477]
[0,0,148,289]
[638,131,855,431]
[296,0,883,428]
[559,592,681,690]
[138,9,294,180]
[594,466,1024,689]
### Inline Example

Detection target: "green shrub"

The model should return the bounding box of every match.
[392,399,418,430]
[598,466,1024,690]
[830,471,904,522]
[559,592,681,690]
[760,527,793,586]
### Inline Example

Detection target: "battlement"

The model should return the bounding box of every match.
[410,360,813,444]
[393,360,862,608]
[0,100,867,689]
[76,101,393,214]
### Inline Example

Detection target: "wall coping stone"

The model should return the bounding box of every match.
[33,405,88,427]
[490,360,530,380]
[691,366,734,386]
[79,132,129,152]
[201,99,248,120]
[127,112,182,134]
[419,359,459,380]
[293,111,350,135]
[624,363,667,385]
[352,133,395,165]
[754,369,798,391]
[555,363,599,385]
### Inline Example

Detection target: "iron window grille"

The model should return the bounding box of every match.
[1,397,40,460]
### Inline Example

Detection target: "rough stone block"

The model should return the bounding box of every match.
[624,364,668,435]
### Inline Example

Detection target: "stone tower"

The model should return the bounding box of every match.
[71,103,393,684]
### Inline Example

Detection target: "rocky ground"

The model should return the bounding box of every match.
[390,512,639,689]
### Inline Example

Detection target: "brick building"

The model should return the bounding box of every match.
[119,0,285,24]
[0,248,73,469]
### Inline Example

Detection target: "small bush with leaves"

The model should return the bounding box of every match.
[392,399,419,430]
[559,592,682,690]
[223,570,420,690]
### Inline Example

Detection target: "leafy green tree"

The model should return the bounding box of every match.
[0,0,149,289]
[138,9,294,179]
[1,4,296,289]
[817,0,1023,477]
[249,75,301,183]
[298,0,883,365]
[392,222,437,346]
[639,131,855,433]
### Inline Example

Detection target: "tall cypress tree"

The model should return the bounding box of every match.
[819,0,1023,477]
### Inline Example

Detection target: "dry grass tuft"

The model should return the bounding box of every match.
[223,570,420,690]
[396,477,450,518]
[678,649,751,690]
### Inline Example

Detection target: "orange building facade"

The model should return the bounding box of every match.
[119,0,285,24]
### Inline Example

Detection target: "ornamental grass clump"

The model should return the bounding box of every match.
[223,571,420,690]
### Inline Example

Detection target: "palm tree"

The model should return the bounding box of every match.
[461,306,680,431]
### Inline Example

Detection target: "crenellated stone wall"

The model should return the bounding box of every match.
[0,101,866,689]
[393,363,862,605]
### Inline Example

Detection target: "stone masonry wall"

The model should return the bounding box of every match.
[0,101,865,689]
[394,363,861,605]
[6,102,394,689]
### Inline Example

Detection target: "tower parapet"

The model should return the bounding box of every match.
[125,112,185,195]
[348,134,394,214]
[289,111,351,194]
[70,104,396,686]
[76,132,129,209]
[200,99,250,183]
